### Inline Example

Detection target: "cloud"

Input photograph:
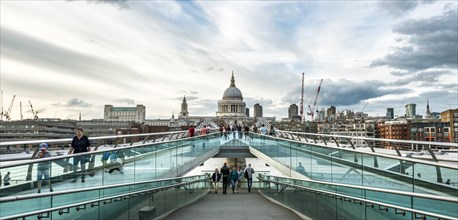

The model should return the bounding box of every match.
[282,79,411,108]
[1,28,147,89]
[377,0,419,17]
[389,70,451,87]
[114,98,135,105]
[370,8,457,71]
[68,0,130,9]
[53,98,92,108]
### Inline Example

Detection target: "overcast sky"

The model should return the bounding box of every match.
[1,0,457,121]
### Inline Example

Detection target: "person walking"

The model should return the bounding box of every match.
[260,124,268,135]
[3,171,11,186]
[269,125,276,136]
[200,125,208,136]
[220,163,230,194]
[36,143,53,193]
[211,168,222,193]
[236,165,244,193]
[244,164,255,192]
[229,167,239,194]
[244,125,250,140]
[68,127,91,183]
[188,125,195,148]
[188,125,195,137]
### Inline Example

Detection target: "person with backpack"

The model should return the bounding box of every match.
[244,164,255,192]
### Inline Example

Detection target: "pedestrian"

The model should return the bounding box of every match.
[68,127,91,183]
[3,171,11,186]
[296,162,307,176]
[260,124,268,135]
[36,143,53,193]
[236,165,244,193]
[220,163,230,194]
[244,164,255,192]
[219,126,223,138]
[188,125,195,148]
[188,125,195,137]
[211,168,222,193]
[229,166,239,194]
[244,125,250,140]
[200,125,208,136]
[252,124,258,133]
[269,125,276,136]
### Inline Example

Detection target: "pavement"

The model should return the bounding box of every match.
[164,188,303,220]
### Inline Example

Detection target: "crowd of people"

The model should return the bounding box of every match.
[212,163,255,194]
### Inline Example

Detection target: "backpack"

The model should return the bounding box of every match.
[244,170,249,178]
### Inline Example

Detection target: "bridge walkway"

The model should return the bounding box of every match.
[164,188,303,220]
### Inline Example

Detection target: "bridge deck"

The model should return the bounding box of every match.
[164,188,303,220]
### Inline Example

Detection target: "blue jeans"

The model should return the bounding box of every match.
[247,178,253,190]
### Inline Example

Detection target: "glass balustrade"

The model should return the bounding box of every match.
[0,175,209,219]
[248,134,458,197]
[0,132,220,198]
[259,174,457,220]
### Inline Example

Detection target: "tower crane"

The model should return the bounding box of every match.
[3,95,16,121]
[300,73,304,123]
[28,100,39,120]
[307,79,323,121]
[359,102,369,122]
[20,101,23,121]
[396,101,405,117]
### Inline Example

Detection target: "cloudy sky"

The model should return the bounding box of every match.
[1,0,457,121]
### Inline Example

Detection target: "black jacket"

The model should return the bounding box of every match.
[220,165,230,177]
[212,172,222,182]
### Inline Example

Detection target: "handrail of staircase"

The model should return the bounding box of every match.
[258,175,458,220]
[0,175,211,220]
[250,132,458,170]
[257,174,457,203]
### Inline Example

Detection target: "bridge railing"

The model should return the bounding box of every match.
[258,174,458,220]
[0,174,210,220]
[248,132,458,196]
[0,131,220,197]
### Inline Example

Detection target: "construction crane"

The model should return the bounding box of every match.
[20,101,23,121]
[4,95,16,121]
[28,100,39,120]
[359,102,369,122]
[307,79,323,121]
[300,72,305,123]
[396,101,405,117]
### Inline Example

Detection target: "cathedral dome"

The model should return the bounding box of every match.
[222,73,243,100]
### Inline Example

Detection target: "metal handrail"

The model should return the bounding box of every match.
[1,175,211,220]
[0,130,188,146]
[258,175,458,220]
[0,174,207,202]
[0,132,218,168]
[257,174,458,203]
[250,132,458,170]
[281,130,458,148]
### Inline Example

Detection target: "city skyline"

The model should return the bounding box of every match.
[1,1,457,120]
